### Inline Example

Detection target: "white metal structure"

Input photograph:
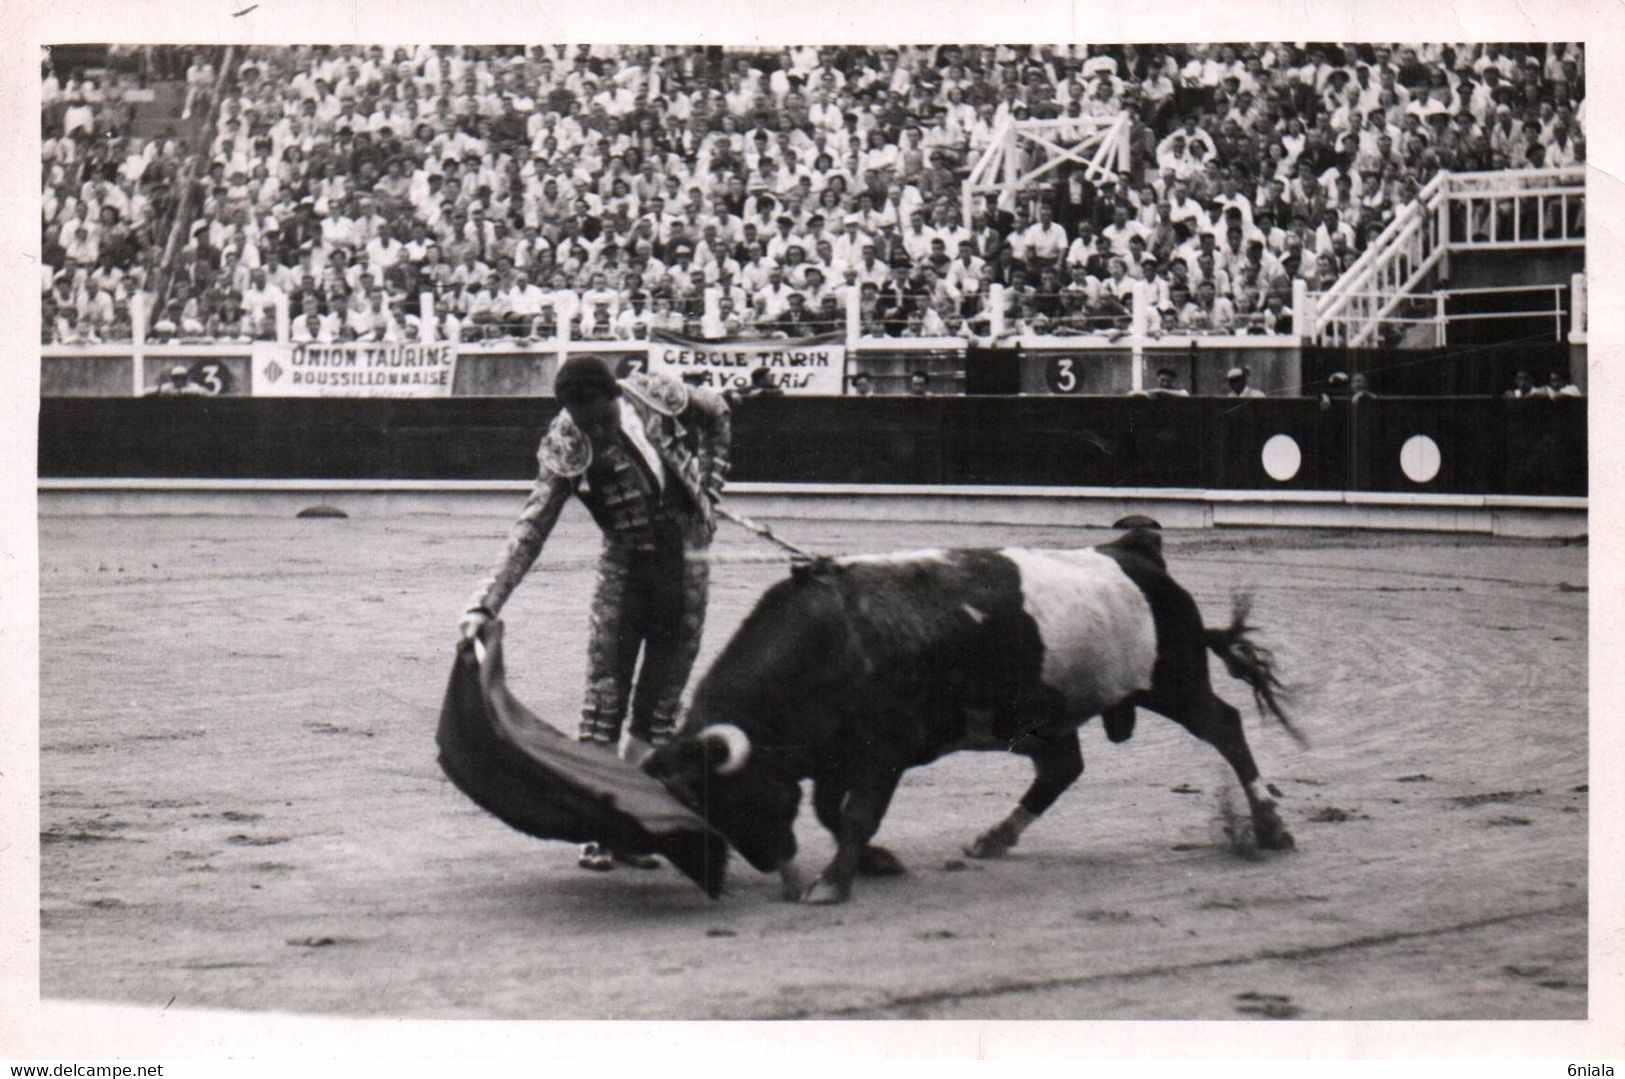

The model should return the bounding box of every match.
[961,112,1133,226]
[1447,167,1587,250]
[1306,166,1585,348]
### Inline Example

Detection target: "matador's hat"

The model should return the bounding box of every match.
[554,354,621,406]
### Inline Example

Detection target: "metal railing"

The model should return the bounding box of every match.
[1447,167,1586,249]
[1307,172,1449,349]
[151,46,240,323]
[1306,279,1576,350]
[1306,167,1585,348]
[1436,281,1573,345]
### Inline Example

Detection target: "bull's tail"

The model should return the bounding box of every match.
[1204,594,1307,747]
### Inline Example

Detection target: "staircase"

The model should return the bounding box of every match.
[1305,167,1585,348]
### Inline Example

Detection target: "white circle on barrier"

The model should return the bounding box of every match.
[1261,434,1301,482]
[1400,434,1442,484]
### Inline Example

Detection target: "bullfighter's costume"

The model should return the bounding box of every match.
[465,366,731,750]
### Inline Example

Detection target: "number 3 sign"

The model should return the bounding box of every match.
[1044,356,1079,394]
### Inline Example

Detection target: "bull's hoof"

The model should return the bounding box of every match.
[857,845,906,877]
[1255,820,1296,851]
[779,865,811,902]
[964,827,1017,860]
[801,877,850,905]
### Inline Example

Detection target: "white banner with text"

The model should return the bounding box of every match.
[645,332,846,395]
[250,342,457,397]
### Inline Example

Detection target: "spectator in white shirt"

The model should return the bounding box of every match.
[1166,181,1211,234]
[240,268,285,323]
[507,270,549,323]
[291,310,334,343]
[578,299,618,340]
[849,242,890,286]
[365,222,405,271]
[700,295,746,339]
[1544,120,1578,167]
[900,211,938,262]
[1314,207,1357,257]
[945,239,987,294]
[62,93,97,138]
[1101,204,1150,256]
[550,271,582,327]
[63,224,99,266]
[754,265,795,320]
[1020,204,1069,266]
[613,292,653,339]
[1155,133,1207,179]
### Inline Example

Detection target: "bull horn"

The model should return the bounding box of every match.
[699,724,751,775]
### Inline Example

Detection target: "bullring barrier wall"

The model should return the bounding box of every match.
[37,342,1586,536]
[39,394,1584,498]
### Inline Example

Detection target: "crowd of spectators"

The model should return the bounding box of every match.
[41,47,227,344]
[42,42,1585,346]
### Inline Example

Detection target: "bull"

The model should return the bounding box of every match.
[644,529,1302,905]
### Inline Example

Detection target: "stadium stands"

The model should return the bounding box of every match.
[42,43,1585,345]
[41,46,227,344]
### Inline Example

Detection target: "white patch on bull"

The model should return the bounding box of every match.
[836,548,950,566]
[961,603,988,624]
[1246,778,1277,807]
[999,548,1158,719]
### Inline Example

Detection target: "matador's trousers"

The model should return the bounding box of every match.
[579,536,710,747]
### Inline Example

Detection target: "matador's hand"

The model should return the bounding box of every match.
[458,608,492,643]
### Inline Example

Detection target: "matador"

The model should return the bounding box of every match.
[460,354,731,871]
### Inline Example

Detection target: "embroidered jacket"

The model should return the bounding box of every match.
[465,371,731,617]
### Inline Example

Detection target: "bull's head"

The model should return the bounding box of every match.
[700,724,751,774]
[640,568,855,876]
[643,722,800,873]
[642,723,750,783]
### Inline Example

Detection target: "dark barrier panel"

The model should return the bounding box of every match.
[1495,397,1587,497]
[451,351,559,397]
[37,396,1586,496]
[937,397,1204,487]
[1353,396,1502,494]
[1304,342,1573,397]
[1210,397,1348,491]
[1347,396,1584,496]
[1502,397,1588,496]
[40,355,134,397]
[727,397,947,484]
[40,398,557,481]
[1113,399,1211,488]
[964,346,1022,395]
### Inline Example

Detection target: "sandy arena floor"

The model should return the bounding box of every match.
[37,510,1587,1019]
